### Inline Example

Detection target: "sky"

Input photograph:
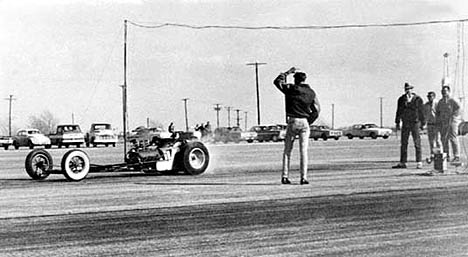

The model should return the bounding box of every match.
[1,0,468,134]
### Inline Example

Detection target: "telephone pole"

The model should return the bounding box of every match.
[5,95,16,137]
[235,109,241,127]
[379,97,384,128]
[226,106,232,127]
[182,98,189,131]
[331,104,335,129]
[246,62,267,125]
[244,111,248,131]
[214,103,222,128]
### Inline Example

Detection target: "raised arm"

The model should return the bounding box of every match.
[273,67,297,93]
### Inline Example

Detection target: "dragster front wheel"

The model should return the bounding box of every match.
[61,149,90,181]
[25,149,52,180]
[181,141,209,175]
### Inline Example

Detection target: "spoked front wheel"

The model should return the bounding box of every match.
[25,149,53,180]
[61,149,90,181]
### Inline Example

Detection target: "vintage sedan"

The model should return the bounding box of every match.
[213,127,257,143]
[310,125,342,141]
[343,123,392,139]
[12,129,51,149]
[249,124,286,142]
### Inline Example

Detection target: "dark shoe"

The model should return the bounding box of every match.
[452,157,460,162]
[281,177,291,184]
[300,178,309,185]
[392,163,407,169]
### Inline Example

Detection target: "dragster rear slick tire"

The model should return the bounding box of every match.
[25,149,52,180]
[179,141,209,175]
[61,149,90,181]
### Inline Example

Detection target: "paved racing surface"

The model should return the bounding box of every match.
[2,137,468,256]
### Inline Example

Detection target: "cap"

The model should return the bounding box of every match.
[404,83,414,90]
[293,72,307,79]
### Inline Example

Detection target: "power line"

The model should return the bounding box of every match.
[127,18,468,30]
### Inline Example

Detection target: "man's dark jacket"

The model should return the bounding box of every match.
[395,93,426,124]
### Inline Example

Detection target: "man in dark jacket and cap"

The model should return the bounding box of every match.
[393,82,426,169]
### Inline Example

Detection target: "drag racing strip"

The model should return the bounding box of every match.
[2,186,468,256]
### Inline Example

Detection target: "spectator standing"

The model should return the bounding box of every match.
[436,85,461,162]
[393,83,426,169]
[423,91,441,158]
[273,67,320,185]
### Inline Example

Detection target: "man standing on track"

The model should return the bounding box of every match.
[436,85,461,162]
[393,82,425,169]
[423,91,441,159]
[273,67,320,185]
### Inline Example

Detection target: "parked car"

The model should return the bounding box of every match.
[0,136,13,150]
[128,126,184,142]
[49,124,85,148]
[85,123,118,147]
[213,127,257,143]
[309,125,342,141]
[343,123,392,139]
[12,129,51,149]
[249,124,286,142]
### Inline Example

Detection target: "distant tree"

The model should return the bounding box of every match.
[28,110,60,134]
[0,117,19,136]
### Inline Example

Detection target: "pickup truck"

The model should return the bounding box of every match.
[0,136,13,150]
[49,124,85,148]
[85,123,118,147]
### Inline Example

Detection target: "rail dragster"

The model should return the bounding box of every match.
[24,134,210,181]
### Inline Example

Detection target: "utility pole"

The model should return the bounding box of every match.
[147,117,150,128]
[379,97,384,128]
[214,103,222,128]
[442,52,450,87]
[226,106,232,127]
[182,98,189,131]
[71,112,75,124]
[122,19,129,161]
[246,62,267,125]
[235,109,241,127]
[331,104,335,129]
[4,95,16,137]
[244,111,248,131]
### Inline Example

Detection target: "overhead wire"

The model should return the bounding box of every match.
[127,18,468,30]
